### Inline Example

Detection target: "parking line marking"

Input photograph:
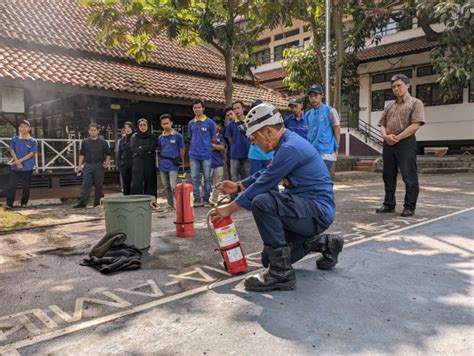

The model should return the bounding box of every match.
[1,206,472,353]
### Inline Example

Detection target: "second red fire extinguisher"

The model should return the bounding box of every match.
[207,211,247,274]
[175,175,194,237]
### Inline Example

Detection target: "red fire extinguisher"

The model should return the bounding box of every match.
[175,175,194,237]
[207,211,247,274]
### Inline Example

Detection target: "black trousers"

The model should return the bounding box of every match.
[120,165,133,195]
[7,170,33,206]
[131,156,157,197]
[79,163,105,206]
[382,135,419,210]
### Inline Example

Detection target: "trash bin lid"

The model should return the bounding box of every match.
[102,195,154,204]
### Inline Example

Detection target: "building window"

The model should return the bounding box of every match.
[255,37,271,46]
[416,83,463,106]
[372,69,412,84]
[372,14,415,36]
[274,40,300,61]
[274,28,300,41]
[303,37,311,49]
[372,89,396,111]
[416,65,436,77]
[252,48,271,64]
[469,78,474,103]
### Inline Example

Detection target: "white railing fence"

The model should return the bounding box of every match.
[0,138,116,173]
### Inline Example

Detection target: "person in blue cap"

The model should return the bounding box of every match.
[306,84,341,172]
[211,102,344,292]
[6,119,38,209]
[157,114,185,211]
[284,97,308,140]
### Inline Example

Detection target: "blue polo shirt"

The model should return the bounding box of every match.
[211,133,225,169]
[188,117,216,160]
[235,130,335,226]
[284,113,308,140]
[9,135,38,172]
[225,120,250,159]
[157,130,184,172]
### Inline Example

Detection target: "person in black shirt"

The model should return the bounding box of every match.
[130,118,157,197]
[117,121,134,195]
[74,123,111,208]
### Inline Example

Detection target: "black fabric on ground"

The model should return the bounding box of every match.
[81,230,142,274]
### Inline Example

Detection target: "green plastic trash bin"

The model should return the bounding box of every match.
[102,195,154,249]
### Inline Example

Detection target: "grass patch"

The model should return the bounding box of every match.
[0,207,30,230]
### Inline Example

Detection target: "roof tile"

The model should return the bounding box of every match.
[357,37,435,62]
[0,42,288,109]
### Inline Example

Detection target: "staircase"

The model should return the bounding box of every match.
[353,159,376,172]
[340,117,383,155]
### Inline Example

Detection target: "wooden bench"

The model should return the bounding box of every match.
[424,147,448,157]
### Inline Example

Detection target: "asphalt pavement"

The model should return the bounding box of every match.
[0,173,473,354]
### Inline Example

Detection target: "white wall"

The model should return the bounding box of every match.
[358,52,474,143]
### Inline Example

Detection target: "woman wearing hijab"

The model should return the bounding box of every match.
[117,121,134,195]
[130,118,157,197]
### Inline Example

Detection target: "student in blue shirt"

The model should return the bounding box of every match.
[187,99,217,207]
[157,114,185,210]
[211,103,344,292]
[306,84,341,172]
[6,120,37,209]
[284,97,308,140]
[210,117,226,202]
[225,101,250,183]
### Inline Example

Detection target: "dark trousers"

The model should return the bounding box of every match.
[7,170,33,207]
[120,165,133,195]
[79,163,105,206]
[131,157,157,197]
[382,135,419,210]
[251,191,329,265]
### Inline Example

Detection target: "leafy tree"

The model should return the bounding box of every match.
[408,0,473,100]
[280,0,473,112]
[278,0,395,113]
[81,0,274,107]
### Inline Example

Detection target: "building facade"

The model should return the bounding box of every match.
[252,14,474,155]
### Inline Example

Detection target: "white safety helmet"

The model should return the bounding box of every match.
[241,103,283,137]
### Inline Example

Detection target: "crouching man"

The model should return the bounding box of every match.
[211,103,343,292]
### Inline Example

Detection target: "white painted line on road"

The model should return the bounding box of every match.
[1,206,473,354]
[344,207,473,249]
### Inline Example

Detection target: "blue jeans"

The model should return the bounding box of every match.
[230,158,249,181]
[190,158,212,203]
[323,160,334,173]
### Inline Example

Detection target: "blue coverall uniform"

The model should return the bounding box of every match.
[235,130,335,265]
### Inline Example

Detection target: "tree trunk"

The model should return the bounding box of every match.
[224,49,234,108]
[311,26,326,89]
[333,0,344,112]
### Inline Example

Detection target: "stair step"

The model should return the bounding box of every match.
[354,166,373,172]
[355,162,373,166]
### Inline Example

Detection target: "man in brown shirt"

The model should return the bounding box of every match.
[376,74,425,217]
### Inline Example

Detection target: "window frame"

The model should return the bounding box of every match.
[416,82,463,107]
[371,89,396,112]
[273,40,300,61]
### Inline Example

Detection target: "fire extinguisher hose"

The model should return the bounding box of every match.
[206,210,221,250]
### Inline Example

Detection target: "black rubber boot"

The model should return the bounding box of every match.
[245,245,296,292]
[303,234,344,270]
